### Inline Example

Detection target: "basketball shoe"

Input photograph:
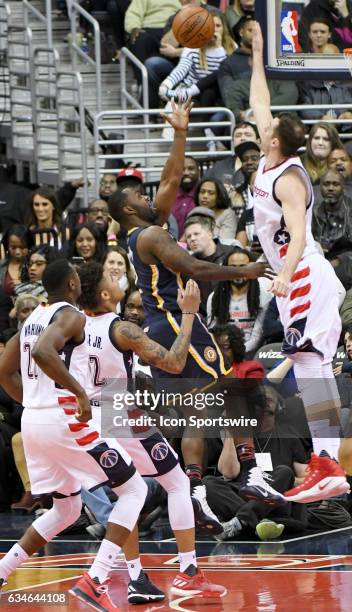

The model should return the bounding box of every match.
[69,573,119,611]
[127,570,165,604]
[284,453,350,503]
[191,483,223,534]
[239,467,287,506]
[171,566,227,598]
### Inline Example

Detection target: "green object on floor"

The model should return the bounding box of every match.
[255,519,285,541]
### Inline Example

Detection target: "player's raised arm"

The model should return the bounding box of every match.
[32,308,91,422]
[155,97,193,225]
[250,22,274,154]
[0,333,22,402]
[114,279,200,372]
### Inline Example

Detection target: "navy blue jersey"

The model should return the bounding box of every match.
[128,226,188,321]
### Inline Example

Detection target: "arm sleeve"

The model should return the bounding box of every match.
[162,49,193,88]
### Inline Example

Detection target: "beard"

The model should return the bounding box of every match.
[181,177,197,193]
[133,202,159,224]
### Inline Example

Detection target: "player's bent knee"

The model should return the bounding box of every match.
[32,494,82,541]
[338,439,352,475]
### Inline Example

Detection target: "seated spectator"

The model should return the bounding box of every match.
[217,15,253,102]
[12,295,40,330]
[328,146,352,197]
[192,178,237,240]
[86,199,120,245]
[0,226,33,299]
[313,169,352,256]
[204,122,260,198]
[99,173,118,201]
[299,79,352,126]
[299,0,352,52]
[333,327,352,433]
[102,246,136,314]
[91,0,130,62]
[306,18,340,53]
[207,247,271,355]
[145,0,208,107]
[65,222,107,263]
[229,141,260,213]
[13,245,58,302]
[184,212,234,310]
[171,156,199,236]
[212,322,265,378]
[225,0,254,35]
[125,0,181,85]
[301,122,343,185]
[25,188,64,249]
[204,385,309,539]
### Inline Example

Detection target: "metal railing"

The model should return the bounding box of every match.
[70,1,102,113]
[0,2,10,125]
[23,0,53,48]
[94,107,235,190]
[120,47,149,111]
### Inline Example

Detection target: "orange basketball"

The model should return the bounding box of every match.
[172,6,215,49]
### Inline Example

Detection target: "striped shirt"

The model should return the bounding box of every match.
[163,46,227,89]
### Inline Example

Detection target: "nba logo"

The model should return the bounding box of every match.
[281,10,300,53]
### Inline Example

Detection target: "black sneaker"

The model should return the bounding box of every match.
[191,483,224,535]
[0,578,7,589]
[127,570,165,604]
[239,467,287,506]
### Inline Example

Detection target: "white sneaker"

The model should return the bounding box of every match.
[191,483,223,535]
[239,467,287,506]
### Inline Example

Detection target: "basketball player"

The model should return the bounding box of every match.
[250,22,350,502]
[108,99,287,521]
[0,259,154,611]
[78,261,227,602]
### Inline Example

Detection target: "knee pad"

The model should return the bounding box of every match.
[110,472,147,531]
[33,493,82,542]
[156,465,194,531]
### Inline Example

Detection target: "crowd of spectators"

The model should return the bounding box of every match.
[1,0,352,539]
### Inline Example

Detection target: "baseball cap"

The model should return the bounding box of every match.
[186,206,216,221]
[116,168,144,183]
[235,141,260,160]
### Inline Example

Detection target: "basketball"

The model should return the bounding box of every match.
[172,6,215,49]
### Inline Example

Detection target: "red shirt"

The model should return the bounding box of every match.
[232,360,265,379]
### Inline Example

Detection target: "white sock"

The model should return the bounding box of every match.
[179,550,197,574]
[0,543,29,581]
[88,539,121,583]
[126,557,142,581]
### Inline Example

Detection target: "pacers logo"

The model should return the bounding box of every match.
[151,442,169,461]
[285,327,302,347]
[100,449,119,469]
[204,346,217,363]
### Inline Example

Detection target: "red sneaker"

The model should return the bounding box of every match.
[284,453,350,503]
[171,569,227,598]
[69,572,120,611]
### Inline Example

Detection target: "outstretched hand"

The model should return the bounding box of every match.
[252,21,264,55]
[160,96,193,132]
[177,279,200,314]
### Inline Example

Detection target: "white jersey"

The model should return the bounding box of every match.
[20,302,89,410]
[85,312,133,402]
[253,156,318,273]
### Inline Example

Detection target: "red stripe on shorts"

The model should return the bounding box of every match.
[68,422,89,432]
[63,408,76,415]
[290,284,311,300]
[75,431,99,446]
[58,396,77,405]
[290,301,311,318]
[291,267,310,282]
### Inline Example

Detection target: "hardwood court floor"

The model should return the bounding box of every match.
[1,515,352,611]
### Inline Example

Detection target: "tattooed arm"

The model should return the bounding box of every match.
[113,279,200,373]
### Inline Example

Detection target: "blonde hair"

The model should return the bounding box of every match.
[302,122,343,184]
[15,293,40,315]
[199,11,236,70]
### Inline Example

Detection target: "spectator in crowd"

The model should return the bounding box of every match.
[204,122,260,193]
[225,0,255,35]
[328,146,352,196]
[301,122,343,184]
[66,222,107,263]
[313,169,352,255]
[13,245,58,302]
[299,0,352,52]
[203,384,309,540]
[87,199,110,234]
[99,173,118,201]
[212,322,265,378]
[192,178,237,240]
[306,18,340,53]
[25,187,63,249]
[145,0,209,107]
[184,212,234,310]
[102,246,136,314]
[229,141,260,212]
[125,0,181,84]
[0,331,24,511]
[333,327,352,431]
[171,156,199,236]
[116,167,145,191]
[217,15,254,103]
[0,226,33,299]
[12,294,40,331]
[207,247,271,355]
[91,0,131,62]
[299,79,352,124]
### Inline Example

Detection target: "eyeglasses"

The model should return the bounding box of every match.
[89,208,109,216]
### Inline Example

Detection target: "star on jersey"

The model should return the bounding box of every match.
[274,229,290,245]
